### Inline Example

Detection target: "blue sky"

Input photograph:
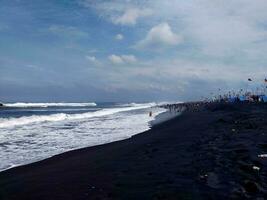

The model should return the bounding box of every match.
[1,0,267,102]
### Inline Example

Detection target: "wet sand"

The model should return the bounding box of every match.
[1,103,267,199]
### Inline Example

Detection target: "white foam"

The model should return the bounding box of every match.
[3,102,97,108]
[0,105,166,171]
[156,101,183,106]
[119,102,156,107]
[0,103,156,128]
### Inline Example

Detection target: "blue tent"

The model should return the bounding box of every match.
[259,95,267,102]
[239,96,247,102]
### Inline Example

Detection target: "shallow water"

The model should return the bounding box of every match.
[0,102,166,171]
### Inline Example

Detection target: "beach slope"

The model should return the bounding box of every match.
[1,103,267,199]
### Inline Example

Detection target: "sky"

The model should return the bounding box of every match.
[1,0,267,102]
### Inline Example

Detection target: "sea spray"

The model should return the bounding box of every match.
[0,102,166,171]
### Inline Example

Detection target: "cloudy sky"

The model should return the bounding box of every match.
[1,0,267,102]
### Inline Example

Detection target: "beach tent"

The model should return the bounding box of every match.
[239,96,247,102]
[259,95,267,102]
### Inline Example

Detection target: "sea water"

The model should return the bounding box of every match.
[0,102,166,171]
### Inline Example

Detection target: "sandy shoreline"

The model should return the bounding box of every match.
[1,103,267,199]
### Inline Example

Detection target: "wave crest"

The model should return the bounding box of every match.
[0,103,155,128]
[120,102,156,107]
[3,102,97,108]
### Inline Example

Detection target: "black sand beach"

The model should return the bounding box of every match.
[1,103,267,199]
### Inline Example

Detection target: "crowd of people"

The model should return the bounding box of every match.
[161,102,207,113]
[161,90,267,114]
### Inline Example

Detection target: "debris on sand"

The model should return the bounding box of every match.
[252,166,260,171]
[258,154,267,158]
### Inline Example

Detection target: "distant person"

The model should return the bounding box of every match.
[149,111,152,117]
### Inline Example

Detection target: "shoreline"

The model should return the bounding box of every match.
[1,102,267,199]
[0,106,173,173]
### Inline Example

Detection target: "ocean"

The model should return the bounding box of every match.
[0,102,166,171]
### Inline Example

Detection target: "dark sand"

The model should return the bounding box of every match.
[1,103,267,199]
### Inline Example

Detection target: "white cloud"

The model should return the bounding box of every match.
[121,55,137,63]
[108,54,137,64]
[81,1,153,25]
[114,8,152,25]
[135,22,183,49]
[85,0,267,58]
[115,34,124,40]
[175,0,267,56]
[55,1,267,98]
[85,55,101,66]
[108,54,124,64]
[85,55,96,62]
[147,0,267,57]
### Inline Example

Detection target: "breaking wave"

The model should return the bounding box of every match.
[119,102,156,107]
[0,103,155,128]
[3,102,97,108]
